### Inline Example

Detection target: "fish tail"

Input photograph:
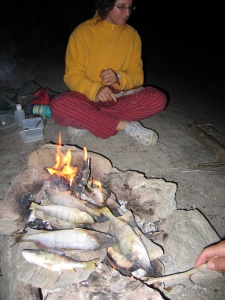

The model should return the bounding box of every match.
[91,209,102,217]
[29,202,40,210]
[86,258,99,268]
[14,233,24,243]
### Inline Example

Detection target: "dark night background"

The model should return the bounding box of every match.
[0,0,223,90]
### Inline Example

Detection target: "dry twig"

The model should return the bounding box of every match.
[144,263,207,285]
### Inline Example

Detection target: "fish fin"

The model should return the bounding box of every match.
[35,242,49,249]
[99,206,111,216]
[29,201,39,210]
[90,209,102,217]
[86,258,99,269]
[14,233,23,243]
[49,249,65,255]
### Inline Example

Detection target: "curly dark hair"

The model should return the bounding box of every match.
[95,0,116,19]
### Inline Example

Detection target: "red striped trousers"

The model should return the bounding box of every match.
[50,86,167,139]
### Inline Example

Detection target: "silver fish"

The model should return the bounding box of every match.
[15,228,116,250]
[100,207,152,272]
[107,246,134,269]
[22,249,98,272]
[45,188,102,217]
[29,201,94,224]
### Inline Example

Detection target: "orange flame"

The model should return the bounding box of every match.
[46,132,87,186]
[91,178,104,203]
[83,146,87,161]
[91,178,102,191]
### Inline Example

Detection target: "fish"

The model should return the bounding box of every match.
[99,207,153,274]
[86,180,111,205]
[14,228,116,250]
[45,188,102,217]
[29,201,94,225]
[21,249,98,272]
[107,246,134,269]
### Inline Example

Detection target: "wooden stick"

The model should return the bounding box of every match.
[188,124,225,162]
[144,263,207,285]
[171,161,225,173]
[71,158,91,196]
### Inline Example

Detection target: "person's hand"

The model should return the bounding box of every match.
[100,68,119,86]
[96,86,117,102]
[195,240,225,272]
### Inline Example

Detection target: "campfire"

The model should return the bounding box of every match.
[15,133,164,279]
[1,133,221,299]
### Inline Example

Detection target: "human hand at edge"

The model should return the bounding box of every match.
[194,240,225,272]
[96,86,117,102]
[100,68,119,86]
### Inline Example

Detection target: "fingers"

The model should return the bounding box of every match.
[195,241,225,272]
[97,86,117,102]
[195,249,218,267]
[98,92,117,102]
[100,69,117,85]
[97,69,118,101]
[208,257,225,272]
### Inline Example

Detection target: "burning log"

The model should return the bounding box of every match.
[71,156,91,197]
[44,174,70,192]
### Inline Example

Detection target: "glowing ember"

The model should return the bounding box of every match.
[88,178,104,203]
[91,178,102,191]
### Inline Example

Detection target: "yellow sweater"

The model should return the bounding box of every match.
[64,14,144,101]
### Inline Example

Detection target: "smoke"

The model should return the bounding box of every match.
[0,30,34,89]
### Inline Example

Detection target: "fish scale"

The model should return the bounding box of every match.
[15,228,116,250]
[29,201,94,224]
[22,249,99,272]
[100,207,152,272]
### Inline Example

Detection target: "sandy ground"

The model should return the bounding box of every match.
[0,48,225,299]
